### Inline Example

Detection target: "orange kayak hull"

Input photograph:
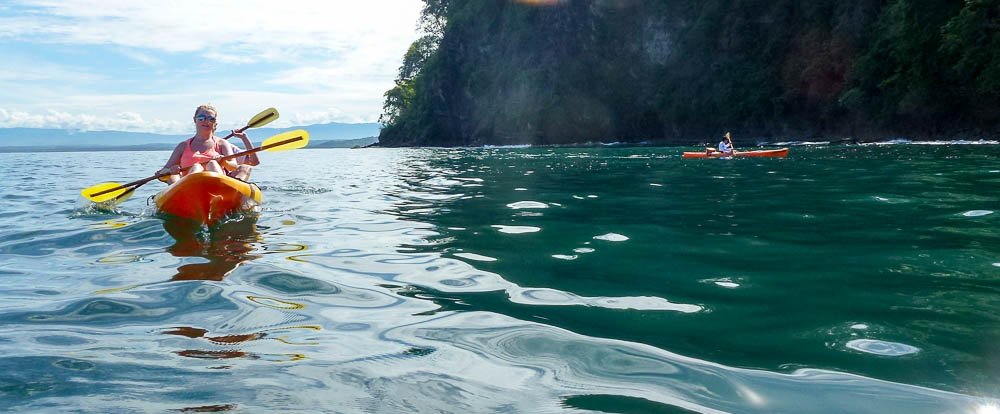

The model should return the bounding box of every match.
[154,172,261,226]
[683,148,789,158]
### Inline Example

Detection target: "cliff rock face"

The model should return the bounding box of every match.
[380,0,1000,146]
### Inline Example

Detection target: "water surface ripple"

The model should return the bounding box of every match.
[0,145,997,413]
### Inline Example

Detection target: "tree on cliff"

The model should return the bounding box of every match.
[380,0,1000,147]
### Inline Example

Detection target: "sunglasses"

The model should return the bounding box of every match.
[195,114,216,122]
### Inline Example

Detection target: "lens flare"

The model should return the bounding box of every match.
[978,404,1000,414]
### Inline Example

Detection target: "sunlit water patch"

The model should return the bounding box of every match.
[846,339,921,356]
[593,233,629,242]
[491,225,541,234]
[962,210,994,217]
[507,201,549,209]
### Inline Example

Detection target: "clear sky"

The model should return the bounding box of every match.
[0,0,424,134]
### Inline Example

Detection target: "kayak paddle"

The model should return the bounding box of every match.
[82,129,308,203]
[81,108,284,203]
[221,107,279,140]
[215,129,309,162]
[82,172,176,203]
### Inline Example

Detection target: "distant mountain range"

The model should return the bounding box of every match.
[0,122,381,149]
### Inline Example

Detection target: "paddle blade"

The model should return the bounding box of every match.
[82,182,132,203]
[112,186,136,204]
[247,107,279,128]
[261,129,309,152]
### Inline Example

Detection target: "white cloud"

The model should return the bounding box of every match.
[0,58,104,83]
[0,1,424,62]
[205,90,385,126]
[116,48,162,66]
[284,108,371,125]
[0,107,186,132]
[1,88,383,134]
[0,1,424,133]
[201,51,260,65]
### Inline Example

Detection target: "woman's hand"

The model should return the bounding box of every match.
[229,130,259,166]
[208,154,239,171]
[158,165,181,175]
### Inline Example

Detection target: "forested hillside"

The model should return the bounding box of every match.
[379,0,999,146]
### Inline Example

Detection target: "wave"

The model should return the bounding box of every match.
[767,139,999,146]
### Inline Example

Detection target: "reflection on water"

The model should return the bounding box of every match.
[177,404,237,413]
[163,216,262,281]
[163,326,267,344]
[0,147,997,412]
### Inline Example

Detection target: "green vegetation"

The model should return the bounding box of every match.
[380,0,1000,146]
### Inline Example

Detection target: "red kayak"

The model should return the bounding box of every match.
[682,148,789,158]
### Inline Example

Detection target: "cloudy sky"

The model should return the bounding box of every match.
[0,0,424,134]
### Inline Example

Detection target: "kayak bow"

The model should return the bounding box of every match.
[683,148,789,158]
[153,172,261,225]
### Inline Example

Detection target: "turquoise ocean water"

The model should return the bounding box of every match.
[0,143,997,413]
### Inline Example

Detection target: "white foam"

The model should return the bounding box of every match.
[483,144,531,149]
[863,139,999,145]
[513,288,702,312]
[507,201,548,210]
[492,225,541,234]
[771,141,830,146]
[846,339,920,356]
[962,210,994,217]
[454,253,497,262]
[593,233,629,242]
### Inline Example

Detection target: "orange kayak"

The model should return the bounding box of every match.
[682,148,789,158]
[154,172,261,226]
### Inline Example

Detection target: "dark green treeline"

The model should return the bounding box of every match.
[379,0,999,146]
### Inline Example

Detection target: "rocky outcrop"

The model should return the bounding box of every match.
[379,0,1000,146]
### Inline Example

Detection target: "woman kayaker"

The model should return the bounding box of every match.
[706,132,735,156]
[157,104,259,184]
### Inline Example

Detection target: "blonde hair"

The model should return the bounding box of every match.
[194,104,218,117]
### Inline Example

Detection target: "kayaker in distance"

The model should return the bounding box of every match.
[706,132,736,156]
[157,104,260,184]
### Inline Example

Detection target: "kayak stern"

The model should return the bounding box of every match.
[682,148,789,158]
[154,172,261,225]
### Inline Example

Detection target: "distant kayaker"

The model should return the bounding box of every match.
[706,132,735,156]
[157,104,260,184]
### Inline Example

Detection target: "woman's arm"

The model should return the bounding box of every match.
[230,131,259,166]
[216,140,241,171]
[157,142,186,174]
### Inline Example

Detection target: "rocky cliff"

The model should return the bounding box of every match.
[379,0,1000,146]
